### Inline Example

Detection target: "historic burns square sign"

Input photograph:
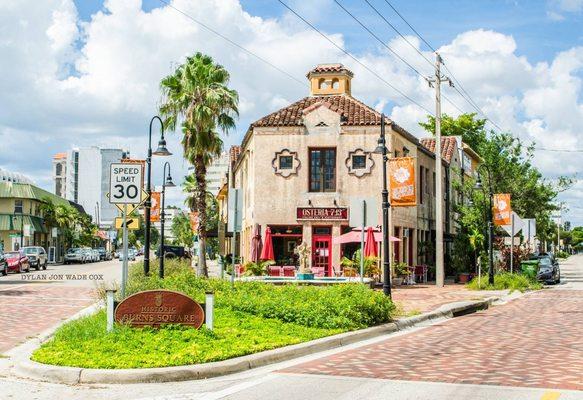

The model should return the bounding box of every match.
[115,290,205,328]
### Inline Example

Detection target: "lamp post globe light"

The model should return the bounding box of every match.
[159,162,175,279]
[373,114,392,298]
[144,116,172,276]
[474,171,495,286]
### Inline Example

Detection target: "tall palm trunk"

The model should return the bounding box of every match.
[194,154,208,277]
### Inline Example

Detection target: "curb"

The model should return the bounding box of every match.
[11,296,498,384]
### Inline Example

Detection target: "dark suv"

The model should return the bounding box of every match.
[156,245,190,259]
[534,254,560,284]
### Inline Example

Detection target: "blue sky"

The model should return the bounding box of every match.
[2,0,582,226]
[74,0,583,64]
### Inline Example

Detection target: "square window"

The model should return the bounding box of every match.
[279,156,293,169]
[352,155,366,169]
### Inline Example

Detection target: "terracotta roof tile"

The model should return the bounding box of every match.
[53,152,67,160]
[420,137,458,163]
[307,64,354,77]
[252,95,386,127]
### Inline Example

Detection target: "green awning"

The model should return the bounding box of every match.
[0,215,10,230]
[0,214,48,234]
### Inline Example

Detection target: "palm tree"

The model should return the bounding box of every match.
[159,52,239,277]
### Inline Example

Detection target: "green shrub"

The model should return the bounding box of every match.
[466,272,542,292]
[555,250,569,259]
[123,260,395,330]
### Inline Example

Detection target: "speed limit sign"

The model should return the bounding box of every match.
[109,163,143,204]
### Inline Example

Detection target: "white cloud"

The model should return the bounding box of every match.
[0,0,581,224]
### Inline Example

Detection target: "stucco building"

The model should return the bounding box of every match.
[227,64,480,277]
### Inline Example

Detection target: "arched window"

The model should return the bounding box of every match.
[331,78,339,89]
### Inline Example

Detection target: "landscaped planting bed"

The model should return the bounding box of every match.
[32,260,395,369]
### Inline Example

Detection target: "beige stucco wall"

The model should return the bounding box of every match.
[234,106,421,269]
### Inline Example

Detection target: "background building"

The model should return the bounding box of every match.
[0,177,69,255]
[188,151,229,196]
[53,147,129,228]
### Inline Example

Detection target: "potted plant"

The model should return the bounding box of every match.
[340,249,380,280]
[242,260,275,276]
[391,261,409,286]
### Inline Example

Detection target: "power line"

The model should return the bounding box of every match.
[362,0,434,68]
[534,148,583,153]
[336,0,473,122]
[377,0,504,133]
[156,0,306,87]
[277,0,433,115]
[333,0,427,78]
[381,0,436,52]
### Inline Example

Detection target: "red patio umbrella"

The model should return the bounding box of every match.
[250,224,262,263]
[260,227,275,261]
[332,227,401,244]
[363,226,378,257]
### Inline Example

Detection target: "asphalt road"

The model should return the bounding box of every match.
[0,255,582,400]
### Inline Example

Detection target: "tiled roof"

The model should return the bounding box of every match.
[307,64,353,77]
[420,137,458,163]
[251,95,386,127]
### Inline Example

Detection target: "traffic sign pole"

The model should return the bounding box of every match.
[121,203,129,298]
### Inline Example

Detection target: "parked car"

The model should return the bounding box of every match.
[118,249,136,261]
[0,251,7,276]
[92,249,100,262]
[536,255,560,284]
[22,246,47,271]
[97,247,112,261]
[64,248,87,264]
[3,251,30,274]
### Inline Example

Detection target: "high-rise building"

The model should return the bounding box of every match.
[53,147,129,227]
[188,151,229,196]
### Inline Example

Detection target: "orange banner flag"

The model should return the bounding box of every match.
[150,192,161,222]
[389,157,417,207]
[493,194,512,226]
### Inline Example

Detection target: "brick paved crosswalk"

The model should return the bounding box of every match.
[0,284,95,353]
[281,290,583,391]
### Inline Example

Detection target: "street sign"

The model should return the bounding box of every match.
[115,217,140,230]
[227,189,242,232]
[349,197,377,227]
[501,211,523,236]
[109,163,143,204]
[113,189,149,214]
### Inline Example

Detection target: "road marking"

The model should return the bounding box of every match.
[540,391,561,400]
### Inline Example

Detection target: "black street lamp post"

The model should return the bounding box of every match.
[374,114,392,298]
[475,170,495,285]
[159,162,175,279]
[144,116,172,276]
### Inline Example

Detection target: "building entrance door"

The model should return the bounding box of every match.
[312,228,332,276]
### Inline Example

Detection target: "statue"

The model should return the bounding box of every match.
[295,241,311,275]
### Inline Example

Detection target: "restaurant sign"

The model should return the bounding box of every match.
[296,207,348,220]
[115,290,204,328]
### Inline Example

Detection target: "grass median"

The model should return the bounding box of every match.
[32,259,395,369]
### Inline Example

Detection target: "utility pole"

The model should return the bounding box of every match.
[428,53,452,287]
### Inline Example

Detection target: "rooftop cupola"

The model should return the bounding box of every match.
[307,63,353,96]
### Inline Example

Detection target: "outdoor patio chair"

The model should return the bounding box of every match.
[414,265,428,283]
[268,265,283,277]
[283,266,296,277]
[311,267,325,277]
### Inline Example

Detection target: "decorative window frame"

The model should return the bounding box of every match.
[345,148,374,177]
[272,149,300,178]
